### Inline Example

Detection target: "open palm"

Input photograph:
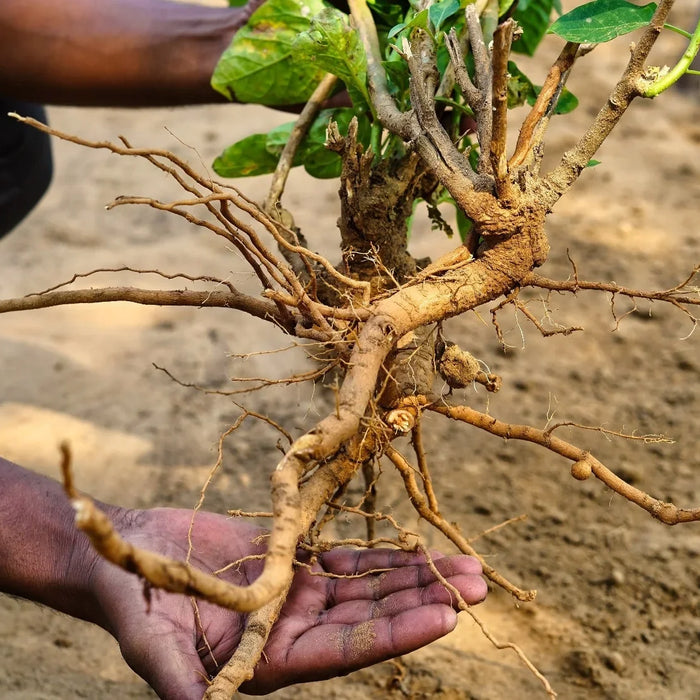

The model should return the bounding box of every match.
[88,507,487,699]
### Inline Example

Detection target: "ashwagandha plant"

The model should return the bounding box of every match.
[3,0,699,696]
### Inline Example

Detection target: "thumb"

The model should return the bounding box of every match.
[118,617,210,700]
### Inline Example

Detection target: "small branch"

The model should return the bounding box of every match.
[59,442,76,498]
[523,268,700,334]
[407,31,482,189]
[467,514,527,544]
[539,0,676,207]
[154,360,338,398]
[61,482,300,613]
[446,9,493,176]
[643,16,700,96]
[347,0,409,133]
[27,266,237,296]
[361,460,378,541]
[429,404,700,525]
[512,297,583,338]
[10,113,213,188]
[411,415,440,513]
[322,501,411,538]
[0,287,291,327]
[204,591,290,699]
[385,445,537,601]
[490,19,516,199]
[263,73,338,279]
[543,421,672,445]
[265,73,338,212]
[510,41,581,171]
[446,29,481,110]
[300,537,411,554]
[108,193,291,293]
[466,5,494,176]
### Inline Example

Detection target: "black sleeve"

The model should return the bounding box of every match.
[0,100,53,238]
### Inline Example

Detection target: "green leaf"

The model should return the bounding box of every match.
[527,84,579,114]
[513,0,558,56]
[506,62,538,107]
[212,134,283,178]
[429,0,462,34]
[387,22,407,39]
[292,7,371,112]
[367,0,411,31]
[388,8,430,39]
[500,0,518,16]
[300,109,371,178]
[586,159,602,167]
[455,206,474,243]
[213,109,371,180]
[227,0,249,6]
[548,0,657,43]
[382,58,411,98]
[263,122,298,157]
[545,86,578,114]
[211,0,327,106]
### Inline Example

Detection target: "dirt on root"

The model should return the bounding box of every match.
[0,3,699,699]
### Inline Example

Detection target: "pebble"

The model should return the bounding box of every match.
[604,651,626,674]
[609,568,626,586]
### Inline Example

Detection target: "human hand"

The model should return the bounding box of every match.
[88,507,487,699]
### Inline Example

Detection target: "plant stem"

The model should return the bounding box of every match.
[663,22,692,39]
[644,19,700,96]
[370,120,382,160]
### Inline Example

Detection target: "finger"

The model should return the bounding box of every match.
[320,547,441,574]
[329,554,484,604]
[253,604,460,692]
[319,573,487,625]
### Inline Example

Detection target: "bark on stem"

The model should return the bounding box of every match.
[509,41,580,171]
[490,19,515,199]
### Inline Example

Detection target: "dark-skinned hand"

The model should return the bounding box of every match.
[89,507,487,698]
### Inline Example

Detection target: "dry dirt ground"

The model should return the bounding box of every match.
[1,4,699,699]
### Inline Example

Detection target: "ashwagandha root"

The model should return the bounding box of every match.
[385,445,537,601]
[428,404,700,525]
[61,445,303,613]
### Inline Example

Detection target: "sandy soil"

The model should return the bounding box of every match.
[1,4,699,699]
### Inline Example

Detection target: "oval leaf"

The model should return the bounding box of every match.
[292,8,371,111]
[428,0,462,34]
[548,0,657,44]
[211,0,327,105]
[513,0,559,56]
[213,134,282,178]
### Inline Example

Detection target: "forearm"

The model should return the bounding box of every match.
[0,0,257,106]
[0,457,115,627]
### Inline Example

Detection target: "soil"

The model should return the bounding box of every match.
[1,3,699,699]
